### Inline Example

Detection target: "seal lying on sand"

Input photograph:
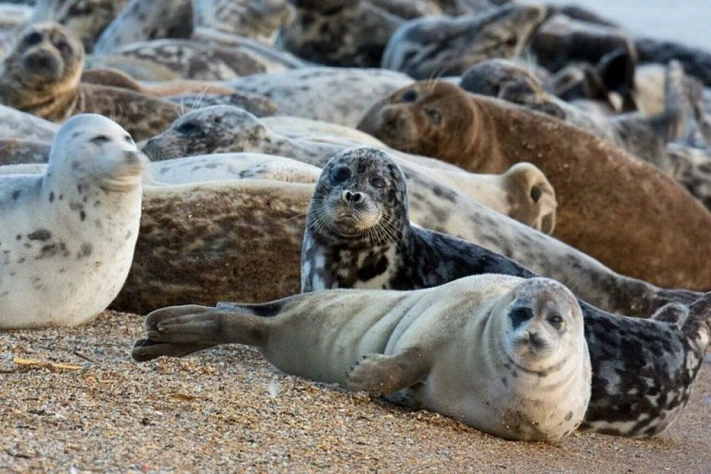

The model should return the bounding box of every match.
[0,114,146,329]
[0,22,181,141]
[296,146,711,437]
[357,81,711,291]
[134,274,593,444]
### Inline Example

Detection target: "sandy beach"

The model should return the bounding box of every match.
[2,310,710,473]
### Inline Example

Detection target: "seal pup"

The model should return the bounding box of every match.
[30,0,129,52]
[193,0,294,44]
[133,274,592,443]
[141,105,557,233]
[224,67,414,128]
[276,0,404,68]
[381,3,546,80]
[0,22,183,141]
[92,0,193,55]
[357,81,711,291]
[0,114,146,329]
[297,146,711,437]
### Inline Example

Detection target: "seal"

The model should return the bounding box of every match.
[276,0,404,68]
[369,0,442,19]
[133,273,593,444]
[30,0,129,52]
[224,67,414,128]
[92,0,193,55]
[193,0,294,44]
[0,22,182,141]
[0,139,52,165]
[381,3,546,80]
[357,80,711,291]
[0,114,146,329]
[141,105,557,232]
[0,104,58,142]
[295,146,711,437]
[107,38,286,81]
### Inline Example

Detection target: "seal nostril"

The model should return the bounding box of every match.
[530,185,542,203]
[352,192,362,203]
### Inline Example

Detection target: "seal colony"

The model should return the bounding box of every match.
[299,147,711,437]
[133,274,593,444]
[0,114,145,329]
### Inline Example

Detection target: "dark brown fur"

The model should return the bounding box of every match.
[357,81,711,291]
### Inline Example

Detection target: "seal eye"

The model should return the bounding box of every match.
[369,175,386,189]
[509,307,533,330]
[91,135,110,145]
[425,108,442,125]
[175,121,200,135]
[331,166,352,184]
[54,39,71,54]
[547,314,564,330]
[400,90,418,103]
[23,32,43,47]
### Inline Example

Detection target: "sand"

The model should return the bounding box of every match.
[2,310,710,473]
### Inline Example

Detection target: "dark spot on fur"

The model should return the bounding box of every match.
[49,191,55,203]
[27,229,52,241]
[246,300,284,317]
[78,243,92,258]
[12,189,21,200]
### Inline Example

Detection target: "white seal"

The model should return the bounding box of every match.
[0,114,146,329]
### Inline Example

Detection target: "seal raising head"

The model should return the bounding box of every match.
[0,114,147,329]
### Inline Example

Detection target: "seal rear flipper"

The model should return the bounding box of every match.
[345,347,430,396]
[131,339,215,362]
[681,291,711,351]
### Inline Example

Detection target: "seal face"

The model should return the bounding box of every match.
[0,114,146,329]
[300,146,711,438]
[132,273,592,443]
[0,22,84,121]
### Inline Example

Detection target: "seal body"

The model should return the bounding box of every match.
[298,146,711,438]
[357,80,711,291]
[92,0,193,54]
[381,3,546,79]
[193,0,294,44]
[133,274,592,444]
[224,67,414,127]
[277,0,403,67]
[0,114,146,329]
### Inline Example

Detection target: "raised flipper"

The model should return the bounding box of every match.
[345,348,431,396]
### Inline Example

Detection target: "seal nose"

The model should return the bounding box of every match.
[124,150,147,167]
[341,190,363,203]
[380,106,404,129]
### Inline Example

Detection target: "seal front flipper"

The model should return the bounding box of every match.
[345,348,431,396]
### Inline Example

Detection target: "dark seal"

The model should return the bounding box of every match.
[300,146,711,438]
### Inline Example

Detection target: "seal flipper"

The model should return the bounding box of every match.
[345,348,431,396]
[132,339,215,362]
[681,291,711,351]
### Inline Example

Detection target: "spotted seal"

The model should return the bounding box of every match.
[297,146,711,438]
[92,0,193,55]
[276,0,404,68]
[141,105,557,232]
[224,67,414,128]
[357,80,711,291]
[0,22,182,141]
[30,0,129,52]
[133,274,592,443]
[108,38,288,81]
[0,114,146,329]
[381,3,546,80]
[193,0,294,44]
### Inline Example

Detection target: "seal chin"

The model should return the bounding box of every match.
[506,334,558,373]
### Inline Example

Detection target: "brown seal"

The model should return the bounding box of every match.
[357,80,711,291]
[0,22,181,141]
